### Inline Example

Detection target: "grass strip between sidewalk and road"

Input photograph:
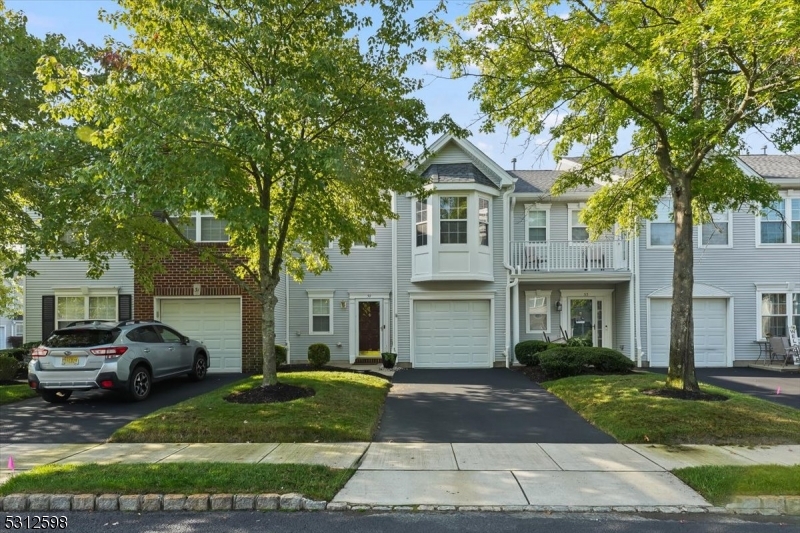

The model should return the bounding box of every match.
[0,384,37,405]
[0,463,354,500]
[110,371,390,443]
[672,465,800,506]
[542,373,800,445]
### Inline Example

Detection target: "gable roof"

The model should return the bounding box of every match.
[737,155,800,180]
[411,134,515,188]
[421,163,497,188]
[509,170,601,194]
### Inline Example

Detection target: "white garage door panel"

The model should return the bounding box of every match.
[414,300,491,368]
[160,298,242,373]
[650,299,727,368]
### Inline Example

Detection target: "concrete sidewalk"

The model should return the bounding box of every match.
[2,442,798,509]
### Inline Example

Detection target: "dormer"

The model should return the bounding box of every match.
[408,135,514,282]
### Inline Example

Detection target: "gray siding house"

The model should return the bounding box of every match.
[23,135,800,370]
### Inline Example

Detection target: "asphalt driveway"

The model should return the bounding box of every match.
[376,369,615,443]
[0,373,244,444]
[651,367,799,409]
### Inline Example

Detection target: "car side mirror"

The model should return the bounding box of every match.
[181,336,189,345]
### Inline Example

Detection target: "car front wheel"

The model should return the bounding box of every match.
[41,390,72,403]
[188,354,208,382]
[128,366,152,402]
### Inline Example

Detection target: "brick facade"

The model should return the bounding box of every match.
[133,246,262,373]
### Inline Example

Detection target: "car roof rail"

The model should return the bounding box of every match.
[115,319,163,327]
[65,320,111,328]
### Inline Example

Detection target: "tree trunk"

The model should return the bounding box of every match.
[666,174,699,392]
[261,284,279,387]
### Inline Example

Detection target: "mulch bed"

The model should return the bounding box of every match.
[512,365,550,384]
[225,383,316,405]
[642,388,729,402]
[277,364,393,381]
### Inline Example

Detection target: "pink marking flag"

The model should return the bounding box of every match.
[7,456,14,472]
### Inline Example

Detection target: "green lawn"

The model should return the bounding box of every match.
[542,373,800,445]
[0,463,353,500]
[0,383,37,405]
[673,465,800,505]
[111,371,390,443]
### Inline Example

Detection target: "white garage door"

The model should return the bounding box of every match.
[650,299,728,367]
[159,298,242,373]
[413,300,491,368]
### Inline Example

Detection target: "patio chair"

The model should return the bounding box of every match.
[768,336,794,367]
[789,326,800,365]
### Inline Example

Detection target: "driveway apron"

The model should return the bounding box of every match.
[375,369,615,443]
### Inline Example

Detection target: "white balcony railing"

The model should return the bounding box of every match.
[510,240,629,273]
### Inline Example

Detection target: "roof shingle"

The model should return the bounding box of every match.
[420,163,498,188]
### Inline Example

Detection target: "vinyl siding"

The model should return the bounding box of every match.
[638,209,800,364]
[24,256,135,344]
[396,192,508,365]
[286,223,393,363]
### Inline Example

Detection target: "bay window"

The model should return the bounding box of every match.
[416,199,428,247]
[478,198,489,246]
[440,196,468,244]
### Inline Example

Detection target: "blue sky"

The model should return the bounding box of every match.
[6,0,785,169]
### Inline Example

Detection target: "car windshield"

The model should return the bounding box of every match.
[45,328,121,348]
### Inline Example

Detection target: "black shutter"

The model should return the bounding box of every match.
[42,295,55,341]
[118,295,132,322]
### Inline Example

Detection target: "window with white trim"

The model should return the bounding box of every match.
[478,197,489,246]
[649,199,674,247]
[56,295,117,330]
[170,213,229,242]
[13,323,23,337]
[309,298,333,334]
[757,289,800,339]
[440,196,468,244]
[569,209,589,241]
[416,198,428,247]
[527,210,547,241]
[699,210,732,247]
[525,291,551,333]
[758,198,800,245]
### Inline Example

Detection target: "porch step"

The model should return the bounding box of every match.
[747,363,800,373]
[354,357,382,365]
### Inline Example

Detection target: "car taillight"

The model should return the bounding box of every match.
[90,346,129,359]
[31,347,48,358]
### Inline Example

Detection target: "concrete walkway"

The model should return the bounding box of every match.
[2,442,798,508]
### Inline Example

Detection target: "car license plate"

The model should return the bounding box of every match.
[62,356,79,366]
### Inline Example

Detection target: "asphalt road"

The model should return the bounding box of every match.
[0,373,244,444]
[377,369,615,443]
[10,511,796,533]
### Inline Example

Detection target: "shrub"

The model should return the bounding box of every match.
[307,343,330,369]
[514,340,553,366]
[274,345,287,367]
[0,356,21,381]
[0,347,29,362]
[565,335,592,347]
[539,349,585,379]
[575,347,635,373]
[538,346,635,379]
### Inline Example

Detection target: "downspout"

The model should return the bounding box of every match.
[628,231,636,365]
[634,225,643,366]
[391,192,398,357]
[503,185,519,367]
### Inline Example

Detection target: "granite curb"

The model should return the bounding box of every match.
[1,494,796,515]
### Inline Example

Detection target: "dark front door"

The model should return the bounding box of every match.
[358,301,381,355]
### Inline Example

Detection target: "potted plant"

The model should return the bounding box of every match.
[380,352,397,369]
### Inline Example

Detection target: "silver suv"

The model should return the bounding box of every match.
[28,320,209,403]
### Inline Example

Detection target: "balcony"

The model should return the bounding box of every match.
[510,239,630,274]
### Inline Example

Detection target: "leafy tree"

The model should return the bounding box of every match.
[0,2,103,315]
[437,0,800,391]
[36,0,451,387]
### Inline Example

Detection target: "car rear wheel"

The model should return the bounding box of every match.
[188,354,208,382]
[128,366,152,402]
[41,390,72,403]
